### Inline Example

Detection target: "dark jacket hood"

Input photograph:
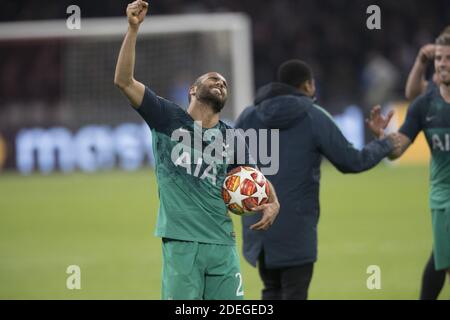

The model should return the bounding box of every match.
[254,82,312,129]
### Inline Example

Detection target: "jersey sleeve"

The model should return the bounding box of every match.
[399,95,426,143]
[133,86,179,133]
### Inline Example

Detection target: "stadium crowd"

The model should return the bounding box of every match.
[1,0,450,112]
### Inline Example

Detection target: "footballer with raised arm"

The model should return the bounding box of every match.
[405,26,450,101]
[114,0,280,300]
[368,33,450,298]
[401,26,450,299]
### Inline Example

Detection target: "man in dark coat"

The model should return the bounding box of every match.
[235,60,399,299]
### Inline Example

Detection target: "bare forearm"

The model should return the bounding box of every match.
[114,1,147,107]
[387,133,411,160]
[267,180,279,206]
[405,59,427,100]
[387,150,403,160]
[387,143,408,160]
[114,26,139,88]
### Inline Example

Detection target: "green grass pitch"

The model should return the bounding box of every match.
[0,164,449,299]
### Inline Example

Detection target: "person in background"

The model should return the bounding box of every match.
[402,26,450,300]
[235,59,401,300]
[370,31,450,300]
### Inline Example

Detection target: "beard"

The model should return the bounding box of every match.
[440,78,450,87]
[195,85,226,113]
[438,69,450,86]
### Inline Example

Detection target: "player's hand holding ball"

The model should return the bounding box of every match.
[127,0,149,29]
[250,197,280,231]
[222,166,280,231]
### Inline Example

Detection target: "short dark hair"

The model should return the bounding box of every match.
[277,60,313,88]
[436,33,450,46]
[188,76,203,103]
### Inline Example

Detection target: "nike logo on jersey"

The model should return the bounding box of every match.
[426,116,437,122]
[432,133,450,151]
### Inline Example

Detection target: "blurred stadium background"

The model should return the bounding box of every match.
[0,0,449,299]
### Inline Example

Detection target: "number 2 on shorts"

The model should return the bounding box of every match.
[235,272,244,296]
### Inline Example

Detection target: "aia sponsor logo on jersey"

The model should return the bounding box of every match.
[432,133,450,151]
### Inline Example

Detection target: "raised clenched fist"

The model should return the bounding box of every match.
[127,0,149,28]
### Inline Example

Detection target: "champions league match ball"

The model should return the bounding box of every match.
[222,166,270,216]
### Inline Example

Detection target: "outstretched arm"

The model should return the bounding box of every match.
[314,107,400,174]
[114,0,148,107]
[405,44,435,100]
[387,133,411,160]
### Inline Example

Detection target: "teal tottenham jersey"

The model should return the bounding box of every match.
[400,86,450,209]
[134,87,254,245]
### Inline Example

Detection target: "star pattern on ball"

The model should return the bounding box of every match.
[226,177,249,206]
[253,181,268,205]
[237,167,257,183]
